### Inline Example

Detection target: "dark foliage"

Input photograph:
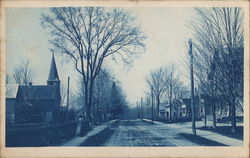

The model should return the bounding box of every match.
[6,121,78,147]
[109,82,128,119]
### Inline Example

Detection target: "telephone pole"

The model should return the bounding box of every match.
[140,97,143,119]
[136,102,140,119]
[151,87,154,123]
[188,39,196,135]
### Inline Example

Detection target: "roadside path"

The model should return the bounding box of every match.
[143,119,243,146]
[56,120,117,146]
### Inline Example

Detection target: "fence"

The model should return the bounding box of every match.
[6,121,79,147]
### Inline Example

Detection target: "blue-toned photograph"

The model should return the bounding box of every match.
[5,7,244,147]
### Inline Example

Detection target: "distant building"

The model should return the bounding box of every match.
[14,54,61,123]
[159,96,204,121]
[200,94,243,120]
[159,99,182,120]
[181,96,203,120]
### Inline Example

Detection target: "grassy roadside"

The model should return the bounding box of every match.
[80,127,115,146]
[197,126,243,140]
[179,133,228,146]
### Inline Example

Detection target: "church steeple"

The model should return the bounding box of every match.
[47,53,60,86]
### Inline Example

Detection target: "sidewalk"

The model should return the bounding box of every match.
[143,119,243,146]
[57,120,117,146]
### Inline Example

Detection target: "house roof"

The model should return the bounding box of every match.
[182,96,199,107]
[17,85,60,100]
[47,53,59,82]
[159,106,170,110]
[173,99,182,105]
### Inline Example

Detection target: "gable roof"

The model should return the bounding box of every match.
[17,85,60,100]
[182,96,200,107]
[47,53,59,82]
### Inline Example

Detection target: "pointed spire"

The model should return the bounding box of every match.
[47,53,60,85]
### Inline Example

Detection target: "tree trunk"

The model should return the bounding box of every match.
[228,104,232,117]
[83,76,93,125]
[169,105,172,121]
[204,100,207,127]
[84,80,90,121]
[93,105,97,125]
[156,96,160,119]
[88,79,94,125]
[212,101,216,128]
[230,100,237,133]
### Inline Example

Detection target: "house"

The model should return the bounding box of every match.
[159,102,169,119]
[5,84,19,124]
[14,54,61,123]
[159,99,183,121]
[159,92,243,122]
[159,96,204,121]
[200,94,243,120]
[181,96,204,120]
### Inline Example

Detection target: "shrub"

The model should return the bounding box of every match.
[6,121,78,147]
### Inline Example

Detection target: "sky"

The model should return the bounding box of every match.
[6,7,195,106]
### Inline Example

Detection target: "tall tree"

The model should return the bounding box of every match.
[164,64,177,121]
[146,67,169,119]
[191,7,244,132]
[41,7,145,122]
[109,82,127,119]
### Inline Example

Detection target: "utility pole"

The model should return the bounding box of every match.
[151,87,154,123]
[137,102,140,119]
[140,97,143,119]
[188,39,196,135]
[67,76,70,110]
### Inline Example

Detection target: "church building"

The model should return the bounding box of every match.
[15,54,61,123]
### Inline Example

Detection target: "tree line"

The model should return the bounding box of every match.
[75,68,128,124]
[143,64,188,120]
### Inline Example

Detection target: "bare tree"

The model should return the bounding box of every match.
[146,64,188,120]
[145,67,169,119]
[12,60,34,85]
[172,80,188,100]
[5,73,15,97]
[164,64,178,121]
[41,7,145,122]
[191,7,244,132]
